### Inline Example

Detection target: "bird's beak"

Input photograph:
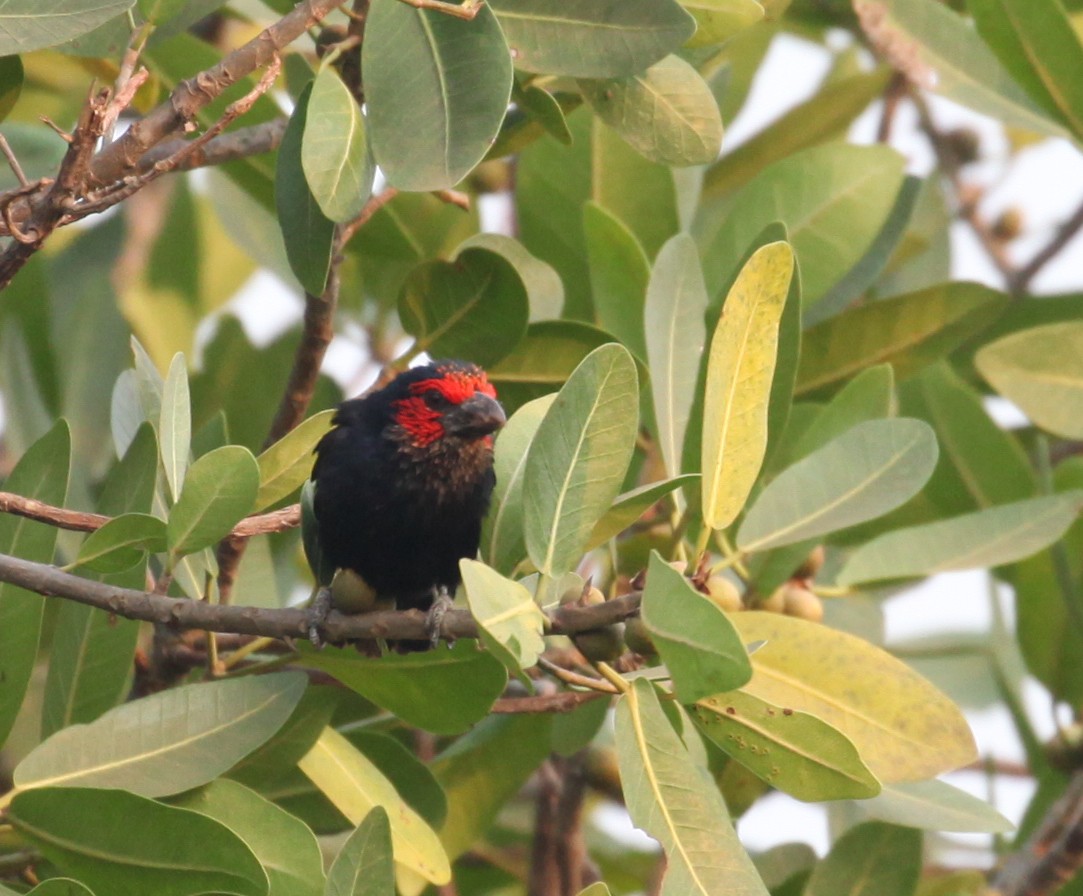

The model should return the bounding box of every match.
[444,392,507,439]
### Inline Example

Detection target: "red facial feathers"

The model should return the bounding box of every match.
[392,366,498,446]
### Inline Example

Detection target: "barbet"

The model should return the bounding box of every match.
[304,360,506,645]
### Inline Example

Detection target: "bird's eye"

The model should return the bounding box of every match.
[424,390,453,409]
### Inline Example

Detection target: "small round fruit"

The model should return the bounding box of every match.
[792,545,825,581]
[758,586,786,613]
[574,624,626,662]
[582,586,607,607]
[624,616,656,656]
[782,585,824,623]
[704,574,743,612]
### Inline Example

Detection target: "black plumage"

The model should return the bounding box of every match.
[309,360,505,614]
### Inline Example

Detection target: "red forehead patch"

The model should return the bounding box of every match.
[410,367,497,404]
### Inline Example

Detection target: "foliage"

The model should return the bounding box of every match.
[0,0,1081,894]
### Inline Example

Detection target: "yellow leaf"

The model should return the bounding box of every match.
[298,727,451,886]
[702,241,794,530]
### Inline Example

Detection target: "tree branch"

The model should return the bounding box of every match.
[0,550,642,643]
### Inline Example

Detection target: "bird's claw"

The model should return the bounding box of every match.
[425,587,455,649]
[307,586,333,649]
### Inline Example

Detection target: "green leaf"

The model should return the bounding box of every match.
[839,493,1083,585]
[737,418,938,552]
[969,0,1083,137]
[25,878,95,896]
[803,821,921,896]
[580,54,723,166]
[461,559,546,674]
[642,553,751,702]
[302,65,374,222]
[488,319,624,412]
[348,731,448,829]
[276,82,334,295]
[697,143,905,305]
[0,0,134,54]
[459,232,565,321]
[14,672,306,796]
[172,778,324,896]
[166,444,260,561]
[976,321,1083,439]
[524,344,639,577]
[482,394,556,575]
[583,201,650,360]
[851,779,1013,833]
[327,807,395,896]
[10,787,267,896]
[364,0,512,191]
[854,0,1067,137]
[692,689,880,801]
[300,640,507,735]
[798,282,1009,395]
[74,512,166,574]
[0,420,72,747]
[646,233,709,481]
[615,678,769,895]
[587,474,700,549]
[703,70,889,199]
[256,409,334,511]
[298,726,451,886]
[398,246,529,367]
[682,0,763,47]
[731,613,977,782]
[0,55,24,124]
[489,0,695,77]
[702,241,794,530]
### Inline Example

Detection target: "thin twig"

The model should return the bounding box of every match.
[1011,196,1083,293]
[0,133,29,187]
[395,0,482,20]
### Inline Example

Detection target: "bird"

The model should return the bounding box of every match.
[303,359,506,647]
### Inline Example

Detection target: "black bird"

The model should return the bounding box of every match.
[304,360,506,645]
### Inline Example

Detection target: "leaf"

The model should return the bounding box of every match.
[10,787,267,896]
[0,420,72,747]
[702,70,889,199]
[803,821,921,896]
[276,81,334,295]
[489,0,695,77]
[839,493,1083,585]
[482,394,556,575]
[579,55,723,166]
[583,201,650,360]
[798,282,1009,395]
[302,65,374,222]
[398,246,529,367]
[975,321,1083,439]
[646,233,708,480]
[166,444,260,561]
[853,0,1067,137]
[697,143,905,305]
[641,553,751,702]
[459,232,565,322]
[348,731,448,829]
[255,409,334,511]
[327,807,395,896]
[701,241,794,530]
[851,779,1013,833]
[0,0,135,55]
[682,0,763,47]
[300,640,507,735]
[14,672,306,796]
[461,559,546,674]
[74,512,166,573]
[588,474,700,549]
[731,613,977,782]
[692,689,880,802]
[0,55,24,124]
[524,344,640,577]
[737,418,939,552]
[615,678,769,895]
[364,0,512,191]
[172,778,324,896]
[25,878,94,896]
[969,0,1083,138]
[298,726,451,886]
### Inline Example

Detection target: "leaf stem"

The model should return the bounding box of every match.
[594,661,630,694]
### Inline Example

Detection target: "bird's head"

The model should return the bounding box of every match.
[386,360,506,450]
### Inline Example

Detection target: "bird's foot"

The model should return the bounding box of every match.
[425,586,455,649]
[306,586,333,649]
